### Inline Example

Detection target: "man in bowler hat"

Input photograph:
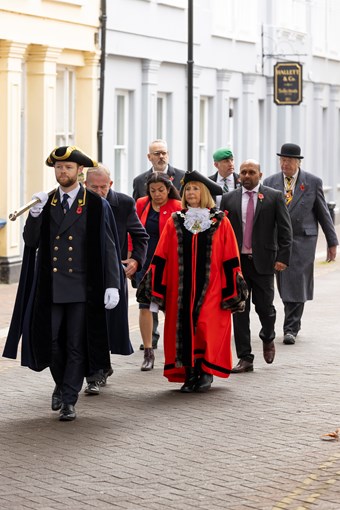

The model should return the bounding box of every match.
[263,143,338,345]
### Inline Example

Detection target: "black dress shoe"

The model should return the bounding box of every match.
[231,359,254,373]
[59,404,76,421]
[51,385,62,411]
[263,340,275,364]
[283,333,296,345]
[194,372,213,392]
[180,367,199,393]
[84,382,100,395]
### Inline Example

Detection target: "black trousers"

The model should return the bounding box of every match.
[233,255,276,362]
[50,302,86,405]
[283,302,305,335]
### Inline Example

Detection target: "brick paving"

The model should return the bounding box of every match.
[0,225,340,509]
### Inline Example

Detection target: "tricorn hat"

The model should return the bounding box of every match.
[213,147,234,162]
[276,143,303,159]
[180,170,223,196]
[45,146,98,167]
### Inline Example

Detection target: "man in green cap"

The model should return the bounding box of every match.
[209,148,240,208]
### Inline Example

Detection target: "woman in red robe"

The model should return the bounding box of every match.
[137,171,247,393]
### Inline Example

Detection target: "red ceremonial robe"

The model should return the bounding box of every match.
[139,209,243,383]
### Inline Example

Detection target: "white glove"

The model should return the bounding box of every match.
[149,302,159,313]
[104,288,120,310]
[30,191,49,217]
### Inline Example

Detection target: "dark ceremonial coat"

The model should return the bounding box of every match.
[263,170,338,301]
[137,209,246,383]
[106,188,148,268]
[3,186,132,371]
[132,165,185,200]
[220,184,292,275]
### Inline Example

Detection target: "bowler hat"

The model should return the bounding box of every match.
[180,170,223,196]
[276,143,303,159]
[46,146,98,167]
[213,147,234,162]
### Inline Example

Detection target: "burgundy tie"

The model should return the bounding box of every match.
[243,191,254,250]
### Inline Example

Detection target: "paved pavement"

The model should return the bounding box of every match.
[1,225,340,510]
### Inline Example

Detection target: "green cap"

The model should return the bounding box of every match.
[213,148,234,162]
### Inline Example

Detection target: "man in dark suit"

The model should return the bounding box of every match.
[263,143,338,345]
[221,159,292,372]
[133,139,184,349]
[209,147,240,207]
[84,164,149,393]
[132,139,185,200]
[3,146,121,421]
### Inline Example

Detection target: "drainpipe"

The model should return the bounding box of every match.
[97,0,107,162]
[187,0,193,172]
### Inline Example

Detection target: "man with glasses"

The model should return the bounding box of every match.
[132,140,184,350]
[132,139,184,200]
[263,143,338,345]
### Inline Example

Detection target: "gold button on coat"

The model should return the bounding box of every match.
[53,257,57,261]
[68,269,73,273]
[54,246,58,251]
[68,236,73,240]
[53,268,58,272]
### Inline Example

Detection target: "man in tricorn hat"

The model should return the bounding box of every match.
[263,143,338,345]
[3,146,125,421]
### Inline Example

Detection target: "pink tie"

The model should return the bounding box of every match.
[243,191,254,250]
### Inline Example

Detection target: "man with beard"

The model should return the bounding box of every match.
[132,139,184,350]
[3,146,121,421]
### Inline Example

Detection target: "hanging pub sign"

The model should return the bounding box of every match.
[274,62,303,105]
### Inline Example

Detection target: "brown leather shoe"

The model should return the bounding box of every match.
[231,359,254,373]
[263,340,275,364]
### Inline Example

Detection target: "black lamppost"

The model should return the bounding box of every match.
[187,0,193,172]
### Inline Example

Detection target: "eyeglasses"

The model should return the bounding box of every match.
[150,151,168,156]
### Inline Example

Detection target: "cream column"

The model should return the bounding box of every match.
[242,74,257,157]
[75,51,100,159]
[26,45,61,198]
[141,59,161,158]
[265,76,278,175]
[216,69,232,149]
[0,41,27,283]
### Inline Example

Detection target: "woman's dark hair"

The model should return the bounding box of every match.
[146,173,181,200]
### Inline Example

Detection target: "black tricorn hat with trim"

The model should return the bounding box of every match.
[45,146,98,167]
[276,143,304,159]
[180,170,223,196]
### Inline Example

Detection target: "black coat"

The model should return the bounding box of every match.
[132,165,185,200]
[3,187,133,372]
[220,185,293,275]
[106,188,148,269]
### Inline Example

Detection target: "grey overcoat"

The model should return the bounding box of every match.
[263,169,338,302]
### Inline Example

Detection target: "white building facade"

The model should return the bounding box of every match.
[0,0,339,282]
[102,0,340,211]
